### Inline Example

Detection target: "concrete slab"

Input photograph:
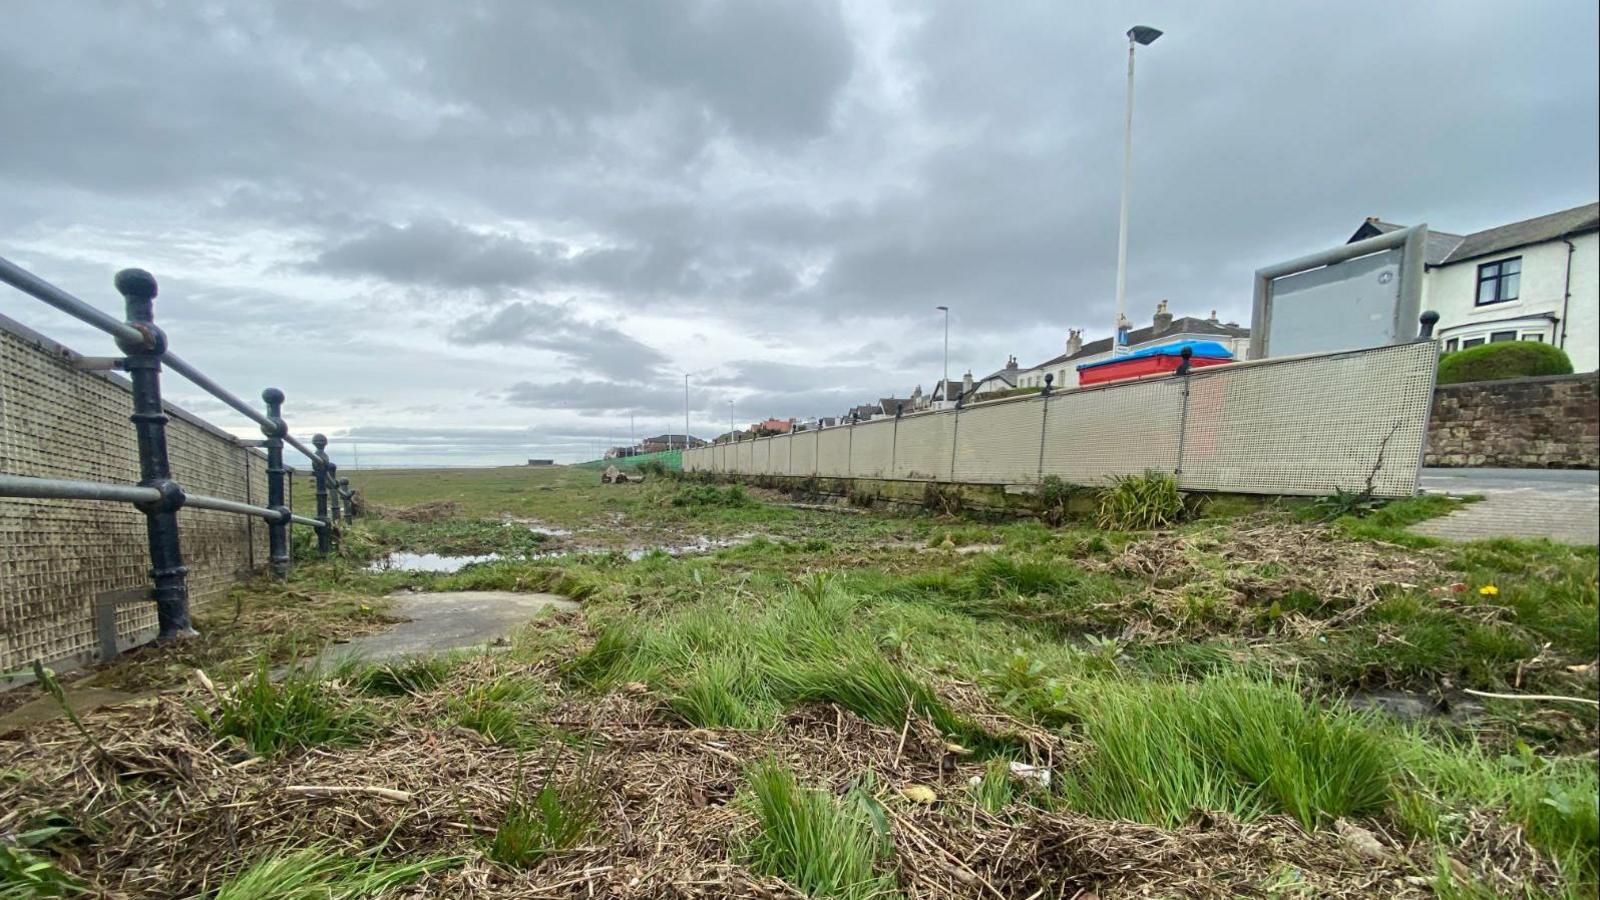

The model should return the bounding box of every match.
[311,591,578,668]
[0,686,144,735]
[1414,468,1599,545]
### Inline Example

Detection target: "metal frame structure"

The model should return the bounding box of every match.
[0,255,355,642]
[1249,224,1428,360]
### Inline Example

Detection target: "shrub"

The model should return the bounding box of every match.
[1436,341,1572,385]
[1095,470,1185,531]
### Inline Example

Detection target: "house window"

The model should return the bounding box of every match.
[1444,338,1459,352]
[1462,337,1485,348]
[1475,257,1521,306]
[1523,332,1545,342]
[1490,330,1518,343]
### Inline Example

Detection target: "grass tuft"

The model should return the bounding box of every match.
[488,773,599,868]
[199,664,371,756]
[1059,673,1391,829]
[745,762,897,899]
[214,846,459,900]
[344,655,455,696]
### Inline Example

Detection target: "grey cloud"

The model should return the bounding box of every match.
[503,378,682,415]
[3,0,1595,466]
[450,301,670,382]
[306,218,564,289]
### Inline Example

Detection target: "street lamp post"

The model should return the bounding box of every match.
[935,305,949,403]
[729,400,735,441]
[1112,25,1162,358]
[683,373,690,451]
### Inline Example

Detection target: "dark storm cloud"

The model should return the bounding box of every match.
[2,0,1595,464]
[449,301,671,381]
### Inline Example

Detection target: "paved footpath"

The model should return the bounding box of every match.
[1412,468,1599,545]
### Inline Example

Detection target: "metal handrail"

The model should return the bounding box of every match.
[1,255,355,644]
[1,475,323,530]
[0,474,161,505]
[0,255,146,347]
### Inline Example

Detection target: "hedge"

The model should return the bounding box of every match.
[1436,341,1573,386]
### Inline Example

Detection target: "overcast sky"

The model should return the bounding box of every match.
[3,1,1596,465]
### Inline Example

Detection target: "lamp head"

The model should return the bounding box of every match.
[1128,25,1162,45]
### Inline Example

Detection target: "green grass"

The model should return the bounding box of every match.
[488,775,599,868]
[564,581,999,749]
[213,847,459,900]
[447,673,546,746]
[745,763,898,900]
[343,656,456,696]
[1057,674,1392,830]
[0,825,84,898]
[1395,732,1599,889]
[198,664,373,756]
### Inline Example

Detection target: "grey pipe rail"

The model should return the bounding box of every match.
[0,473,161,505]
[156,355,322,462]
[0,254,148,347]
[1,475,325,532]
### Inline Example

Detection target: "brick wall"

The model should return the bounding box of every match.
[1426,373,1600,468]
[1,314,273,678]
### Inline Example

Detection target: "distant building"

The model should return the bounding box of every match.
[1015,301,1250,391]
[640,434,706,452]
[526,458,554,466]
[1346,202,1597,371]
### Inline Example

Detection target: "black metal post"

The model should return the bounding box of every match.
[338,477,355,519]
[326,460,342,527]
[1041,372,1054,397]
[312,433,332,554]
[114,269,195,641]
[1418,310,1440,340]
[261,388,291,578]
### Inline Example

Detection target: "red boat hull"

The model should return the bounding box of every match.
[1078,354,1230,386]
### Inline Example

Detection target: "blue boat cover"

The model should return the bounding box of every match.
[1077,339,1236,371]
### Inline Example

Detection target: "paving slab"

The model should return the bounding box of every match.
[310,590,578,668]
[1413,468,1599,545]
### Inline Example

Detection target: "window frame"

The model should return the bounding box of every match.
[1474,256,1522,307]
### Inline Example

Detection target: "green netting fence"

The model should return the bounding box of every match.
[572,448,683,471]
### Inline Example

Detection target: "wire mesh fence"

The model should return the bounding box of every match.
[685,340,1437,498]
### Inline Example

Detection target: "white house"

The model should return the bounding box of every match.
[1348,202,1598,371]
[1013,301,1251,391]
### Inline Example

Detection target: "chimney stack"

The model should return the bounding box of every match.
[1152,299,1173,334]
[962,370,974,397]
[1065,328,1083,356]
[1005,355,1018,372]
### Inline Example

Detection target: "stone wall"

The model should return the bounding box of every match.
[1426,373,1599,468]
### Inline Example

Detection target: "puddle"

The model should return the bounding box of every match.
[367,552,502,573]
[623,535,751,560]
[499,516,572,537]
[368,536,754,571]
[1347,689,1486,724]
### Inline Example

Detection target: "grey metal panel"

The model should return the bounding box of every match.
[1177,341,1434,497]
[754,437,771,474]
[816,427,850,477]
[894,413,953,481]
[1264,249,1402,357]
[952,400,1045,483]
[849,419,895,478]
[1040,378,1185,484]
[791,430,817,476]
